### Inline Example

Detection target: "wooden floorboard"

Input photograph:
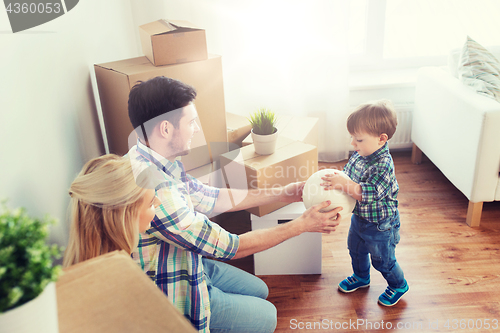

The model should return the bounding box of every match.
[260,151,500,332]
[221,150,500,332]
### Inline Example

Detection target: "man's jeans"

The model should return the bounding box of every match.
[203,258,277,333]
[348,212,406,289]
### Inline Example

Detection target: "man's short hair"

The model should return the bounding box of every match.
[128,76,197,138]
[347,99,398,140]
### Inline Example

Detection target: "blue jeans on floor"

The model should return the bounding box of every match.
[348,212,405,289]
[203,258,277,333]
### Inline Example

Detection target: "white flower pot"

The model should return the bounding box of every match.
[0,282,59,333]
[251,129,279,155]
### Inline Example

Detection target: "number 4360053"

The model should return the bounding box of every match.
[5,2,62,14]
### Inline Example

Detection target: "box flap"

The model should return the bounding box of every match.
[231,137,316,171]
[248,141,316,170]
[94,57,152,74]
[95,55,220,77]
[168,19,202,31]
[139,19,201,36]
[139,19,176,35]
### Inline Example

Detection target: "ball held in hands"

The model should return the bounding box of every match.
[302,169,356,215]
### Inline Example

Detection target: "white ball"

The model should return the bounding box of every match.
[302,169,357,214]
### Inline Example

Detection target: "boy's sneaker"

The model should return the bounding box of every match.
[378,281,409,307]
[338,274,370,293]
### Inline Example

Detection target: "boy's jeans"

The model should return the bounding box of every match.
[348,212,406,289]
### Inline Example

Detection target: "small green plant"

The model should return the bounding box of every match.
[0,203,62,313]
[248,108,278,135]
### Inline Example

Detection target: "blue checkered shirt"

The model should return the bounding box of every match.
[343,143,399,223]
[128,140,239,332]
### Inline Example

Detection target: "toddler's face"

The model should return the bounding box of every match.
[350,132,385,157]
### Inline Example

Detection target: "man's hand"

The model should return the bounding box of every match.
[279,181,305,203]
[295,200,343,234]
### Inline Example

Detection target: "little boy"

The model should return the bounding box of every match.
[322,99,408,306]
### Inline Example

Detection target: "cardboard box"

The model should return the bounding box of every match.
[251,203,322,275]
[94,55,228,171]
[220,136,318,217]
[56,251,196,333]
[226,112,252,146]
[242,115,319,147]
[139,19,208,66]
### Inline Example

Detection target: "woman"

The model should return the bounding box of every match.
[63,154,160,267]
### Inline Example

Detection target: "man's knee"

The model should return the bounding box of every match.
[253,278,270,299]
[258,300,277,333]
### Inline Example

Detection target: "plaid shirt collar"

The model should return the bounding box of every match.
[361,142,389,162]
[135,140,184,180]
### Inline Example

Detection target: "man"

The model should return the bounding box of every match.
[127,76,341,333]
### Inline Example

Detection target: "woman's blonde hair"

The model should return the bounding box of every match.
[63,154,149,267]
[347,99,398,140]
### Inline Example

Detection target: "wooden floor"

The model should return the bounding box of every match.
[219,150,500,332]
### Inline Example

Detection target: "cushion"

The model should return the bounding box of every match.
[458,36,500,103]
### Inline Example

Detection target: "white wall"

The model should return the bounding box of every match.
[0,0,141,245]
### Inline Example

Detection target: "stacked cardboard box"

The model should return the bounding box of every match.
[94,55,227,171]
[139,19,208,66]
[94,20,227,173]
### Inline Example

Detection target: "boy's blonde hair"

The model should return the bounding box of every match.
[347,99,398,140]
[63,154,149,268]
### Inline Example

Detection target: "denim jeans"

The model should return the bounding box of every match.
[348,212,406,289]
[203,258,277,333]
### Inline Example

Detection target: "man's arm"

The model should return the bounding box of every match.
[232,201,342,259]
[213,182,304,214]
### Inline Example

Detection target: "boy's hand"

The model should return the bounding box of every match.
[321,171,363,201]
[321,171,349,192]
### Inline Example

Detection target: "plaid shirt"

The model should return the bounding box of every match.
[128,141,239,333]
[343,143,399,223]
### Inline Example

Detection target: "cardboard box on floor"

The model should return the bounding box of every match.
[56,251,196,333]
[226,112,252,146]
[139,19,208,66]
[94,55,228,171]
[242,115,319,147]
[220,136,318,217]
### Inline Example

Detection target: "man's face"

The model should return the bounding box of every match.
[168,104,200,157]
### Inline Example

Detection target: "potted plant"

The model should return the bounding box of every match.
[0,203,62,332]
[248,108,279,155]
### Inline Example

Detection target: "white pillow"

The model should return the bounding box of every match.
[458,36,500,103]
